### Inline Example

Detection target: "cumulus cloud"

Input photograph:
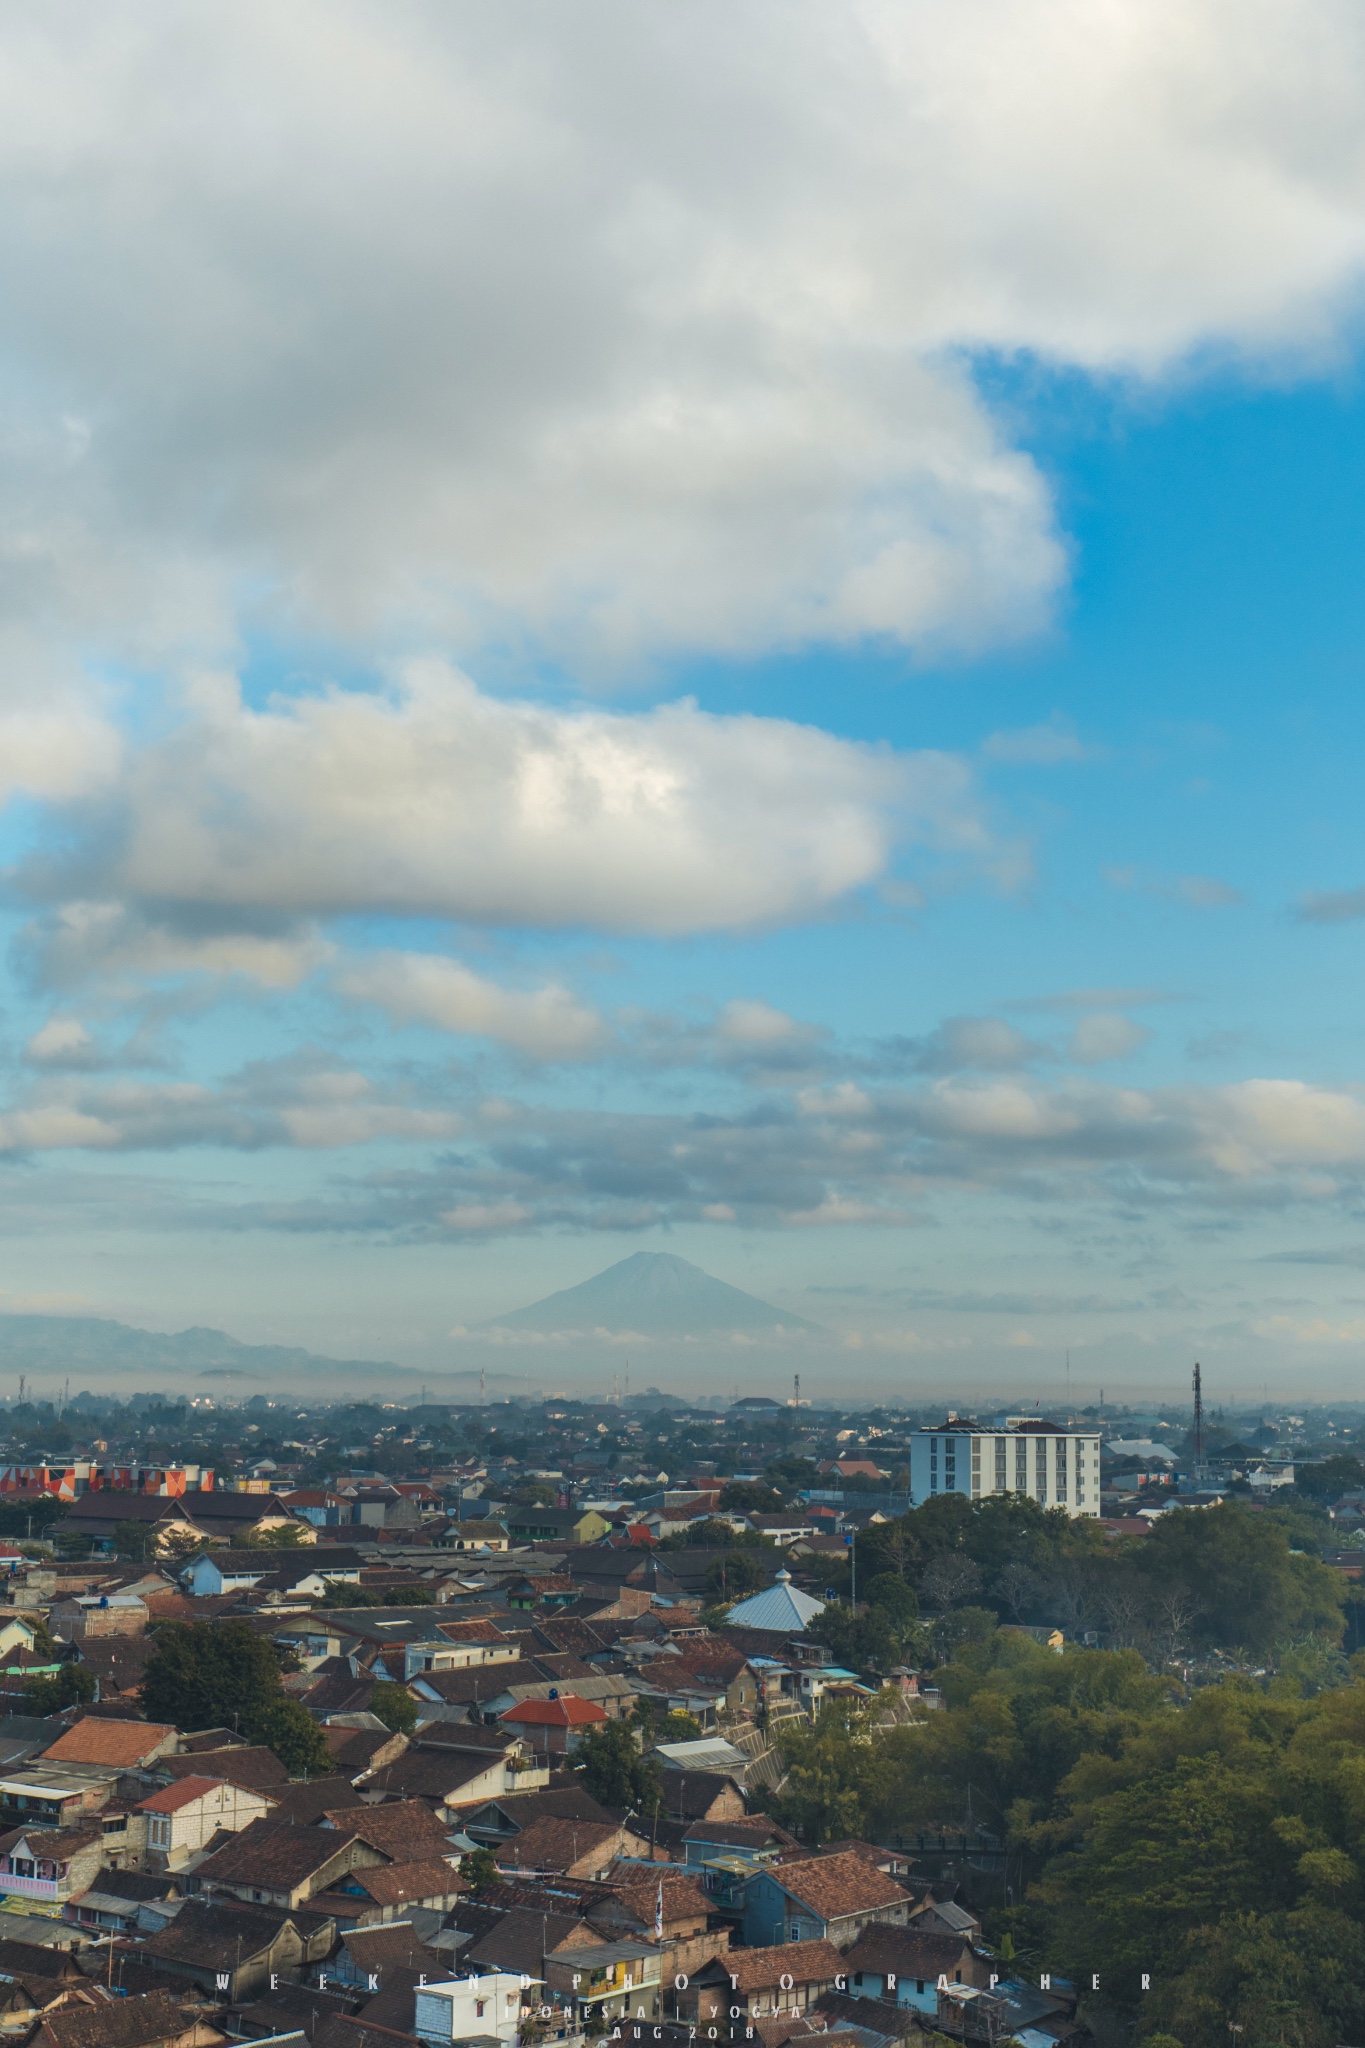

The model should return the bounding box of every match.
[337,952,607,1059]
[24,1018,96,1068]
[899,1014,1048,1073]
[39,664,973,936]
[27,901,334,992]
[1068,1012,1151,1064]
[0,1,1354,689]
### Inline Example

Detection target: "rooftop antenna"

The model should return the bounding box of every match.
[1193,1361,1204,1475]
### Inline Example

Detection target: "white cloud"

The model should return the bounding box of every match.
[1068,1012,1151,1064]
[0,2,1356,685]
[31,901,334,990]
[338,952,606,1058]
[717,1000,805,1045]
[24,1017,95,1067]
[66,664,973,936]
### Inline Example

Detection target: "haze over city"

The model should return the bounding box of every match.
[2,6,1365,1400]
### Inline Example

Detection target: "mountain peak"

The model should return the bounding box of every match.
[486,1251,819,1336]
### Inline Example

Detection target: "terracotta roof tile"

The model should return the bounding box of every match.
[39,1719,175,1768]
[772,1851,910,1920]
[718,1939,845,1993]
[323,1798,453,1859]
[345,1858,465,1907]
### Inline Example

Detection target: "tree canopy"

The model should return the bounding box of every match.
[573,1719,662,1817]
[140,1618,330,1775]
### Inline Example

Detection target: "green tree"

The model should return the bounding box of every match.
[320,1581,383,1606]
[461,1846,504,1895]
[230,1520,309,1549]
[657,1708,702,1742]
[1296,1455,1365,1501]
[371,1680,418,1734]
[140,1617,327,1775]
[703,1550,767,1601]
[573,1719,662,1817]
[253,1695,332,1777]
[382,1585,435,1605]
[773,1699,878,1842]
[23,1664,95,1714]
[113,1519,156,1562]
[864,1572,920,1628]
[718,1483,785,1513]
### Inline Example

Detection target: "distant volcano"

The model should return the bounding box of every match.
[485,1251,820,1337]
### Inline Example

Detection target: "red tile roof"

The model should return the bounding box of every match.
[501,1695,607,1727]
[138,1775,240,1815]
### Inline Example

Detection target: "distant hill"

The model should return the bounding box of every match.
[0,1314,404,1387]
[486,1251,820,1336]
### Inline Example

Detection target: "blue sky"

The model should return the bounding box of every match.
[6,4,1365,1402]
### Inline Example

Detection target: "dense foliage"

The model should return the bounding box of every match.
[573,1718,663,1817]
[141,1618,331,1775]
[774,1531,1365,2048]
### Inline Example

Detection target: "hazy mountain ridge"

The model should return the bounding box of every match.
[0,1314,404,1387]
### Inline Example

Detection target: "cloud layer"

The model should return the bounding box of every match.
[0,0,1360,687]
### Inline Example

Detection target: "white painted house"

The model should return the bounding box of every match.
[137,1774,273,1869]
[414,1971,525,2046]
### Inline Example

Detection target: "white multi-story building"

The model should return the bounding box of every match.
[908,1416,1102,1518]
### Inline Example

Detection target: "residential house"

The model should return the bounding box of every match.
[498,1815,653,1879]
[24,1986,228,2048]
[741,1851,913,1950]
[441,1521,510,1553]
[159,1747,289,1797]
[188,1818,383,1909]
[504,1507,611,1545]
[320,1723,409,1780]
[844,1924,989,2016]
[320,1796,457,1863]
[181,1547,363,1599]
[134,1896,327,2002]
[0,1823,105,1906]
[685,1940,846,2024]
[498,1694,609,1759]
[0,1766,118,1832]
[137,1776,273,1871]
[55,1495,207,1555]
[455,1783,620,1848]
[682,1816,797,1869]
[657,1768,746,1823]
[48,1595,149,1639]
[353,1747,541,1820]
[413,1970,525,2047]
[41,1717,179,1772]
[313,1856,466,1922]
[543,1938,664,2024]
[65,1864,179,1933]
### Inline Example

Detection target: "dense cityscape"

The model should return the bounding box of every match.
[0,1382,1348,2045]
